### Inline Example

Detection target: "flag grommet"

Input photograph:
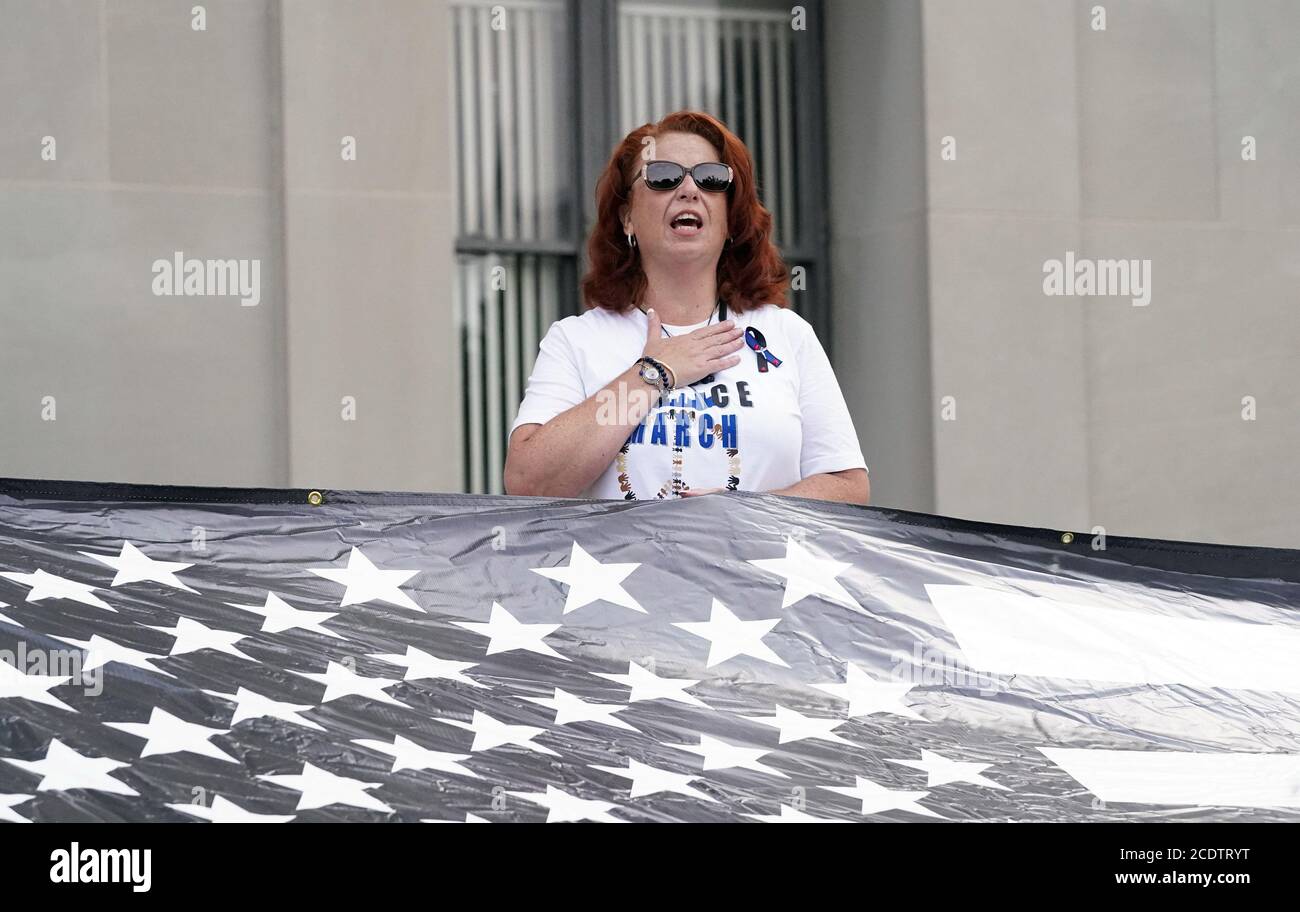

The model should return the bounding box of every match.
[1060,531,1074,544]
[307,490,323,506]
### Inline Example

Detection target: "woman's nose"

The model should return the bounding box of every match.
[677,179,701,199]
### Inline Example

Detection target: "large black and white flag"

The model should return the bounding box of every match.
[1,476,1297,823]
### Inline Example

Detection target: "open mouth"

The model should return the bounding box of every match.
[670,213,703,235]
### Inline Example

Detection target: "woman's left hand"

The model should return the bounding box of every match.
[680,487,724,497]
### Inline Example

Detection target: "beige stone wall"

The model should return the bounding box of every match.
[828,0,1300,548]
[0,0,461,493]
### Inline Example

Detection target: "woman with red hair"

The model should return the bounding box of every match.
[504,111,869,504]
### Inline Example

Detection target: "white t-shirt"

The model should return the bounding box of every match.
[509,303,868,500]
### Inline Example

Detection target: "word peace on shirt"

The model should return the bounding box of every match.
[624,381,756,449]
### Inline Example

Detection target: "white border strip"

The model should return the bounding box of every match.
[1041,748,1300,808]
[926,584,1300,694]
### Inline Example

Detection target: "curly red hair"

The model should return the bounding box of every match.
[579,110,790,315]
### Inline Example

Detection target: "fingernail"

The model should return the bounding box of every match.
[648,308,655,315]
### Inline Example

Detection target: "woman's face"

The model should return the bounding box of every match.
[621,131,729,268]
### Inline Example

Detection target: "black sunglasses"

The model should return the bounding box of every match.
[632,160,734,193]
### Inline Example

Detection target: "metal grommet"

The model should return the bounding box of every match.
[1060,531,1074,544]
[307,490,323,506]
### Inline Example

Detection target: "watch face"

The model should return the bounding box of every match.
[642,366,660,382]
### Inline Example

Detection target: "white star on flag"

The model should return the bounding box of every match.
[531,542,645,614]
[591,758,717,802]
[369,645,484,687]
[747,536,860,609]
[822,776,943,818]
[145,616,255,661]
[0,794,34,823]
[673,599,788,668]
[205,686,325,731]
[53,633,177,679]
[524,688,636,731]
[813,663,925,720]
[0,568,113,611]
[353,734,478,778]
[595,661,710,708]
[507,785,625,823]
[227,592,342,639]
[453,602,566,661]
[747,804,847,823]
[743,704,855,746]
[0,661,74,712]
[309,546,422,613]
[438,710,560,756]
[886,749,1008,790]
[106,707,238,764]
[259,761,392,813]
[168,795,294,823]
[295,660,407,708]
[78,541,197,593]
[3,739,138,795]
[668,734,788,778]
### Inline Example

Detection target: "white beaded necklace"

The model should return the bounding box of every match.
[618,299,740,500]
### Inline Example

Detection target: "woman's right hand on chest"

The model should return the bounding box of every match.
[641,307,747,387]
